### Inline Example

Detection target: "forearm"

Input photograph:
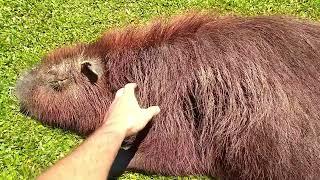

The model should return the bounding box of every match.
[37,123,125,180]
[37,83,160,180]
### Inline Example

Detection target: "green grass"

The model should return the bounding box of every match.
[0,0,319,179]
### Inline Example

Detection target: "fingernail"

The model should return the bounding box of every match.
[155,106,161,113]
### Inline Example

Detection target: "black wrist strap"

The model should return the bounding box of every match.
[107,123,151,180]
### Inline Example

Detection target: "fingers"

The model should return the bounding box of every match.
[124,83,137,97]
[143,106,161,120]
[115,83,136,98]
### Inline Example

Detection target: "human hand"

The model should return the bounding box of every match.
[102,83,160,137]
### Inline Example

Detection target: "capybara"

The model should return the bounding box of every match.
[16,13,320,179]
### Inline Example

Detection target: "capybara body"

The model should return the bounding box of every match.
[16,14,320,179]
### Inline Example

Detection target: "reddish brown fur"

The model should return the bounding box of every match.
[16,13,320,179]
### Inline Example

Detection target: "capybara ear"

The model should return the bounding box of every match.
[80,61,103,84]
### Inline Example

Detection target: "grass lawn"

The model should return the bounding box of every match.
[0,0,319,179]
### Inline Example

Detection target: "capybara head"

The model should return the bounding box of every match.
[16,45,113,134]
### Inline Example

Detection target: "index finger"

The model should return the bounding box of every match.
[124,83,137,97]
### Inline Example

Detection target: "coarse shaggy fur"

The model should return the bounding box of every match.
[16,13,320,179]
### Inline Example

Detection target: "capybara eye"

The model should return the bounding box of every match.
[47,69,58,75]
[49,78,69,91]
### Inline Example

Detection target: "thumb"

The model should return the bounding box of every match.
[115,88,125,98]
[143,106,161,120]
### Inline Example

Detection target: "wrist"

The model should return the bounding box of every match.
[99,118,128,138]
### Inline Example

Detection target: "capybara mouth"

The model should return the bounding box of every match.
[20,104,30,116]
[19,104,31,117]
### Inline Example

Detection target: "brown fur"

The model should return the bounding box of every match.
[16,13,320,179]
